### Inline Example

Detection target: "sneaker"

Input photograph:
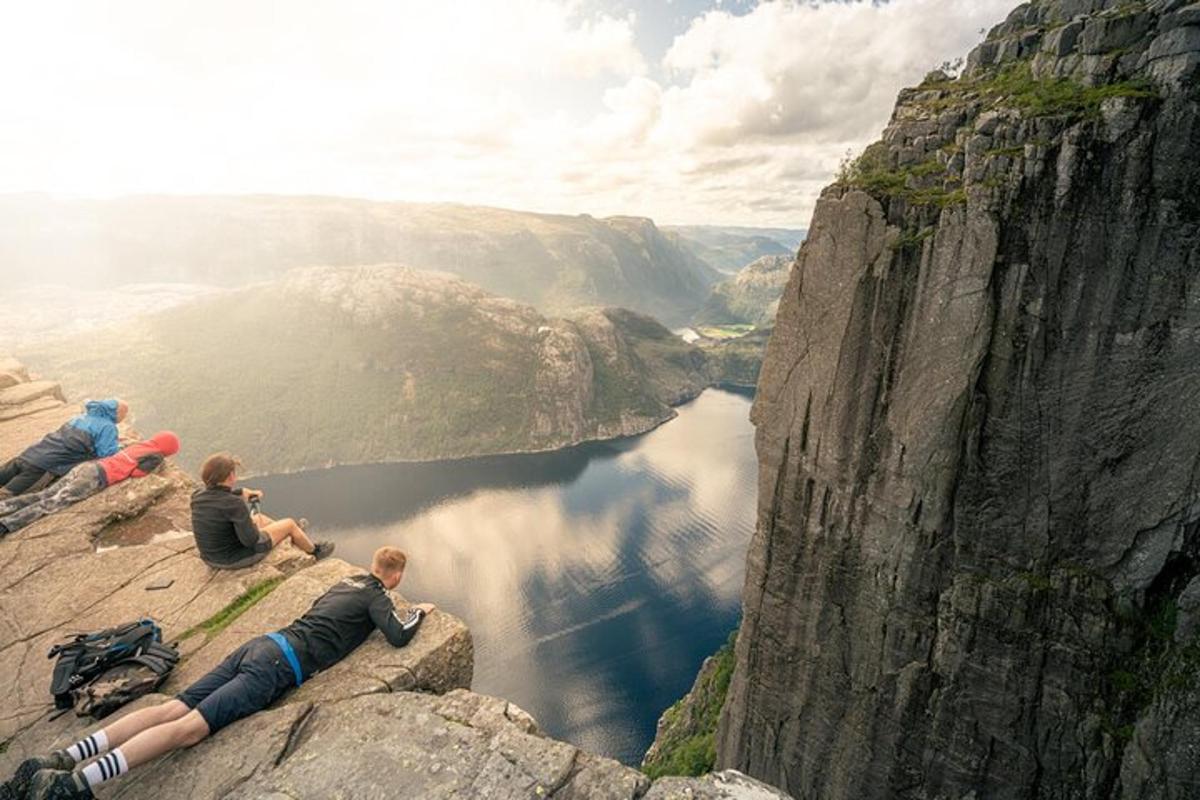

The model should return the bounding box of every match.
[27,769,93,800]
[311,541,336,561]
[297,518,309,531]
[2,752,74,798]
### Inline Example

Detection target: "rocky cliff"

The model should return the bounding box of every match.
[717,1,1200,798]
[19,266,715,475]
[0,359,789,799]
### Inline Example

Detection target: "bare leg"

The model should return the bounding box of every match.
[261,518,315,554]
[96,699,191,749]
[116,710,210,769]
[251,512,276,527]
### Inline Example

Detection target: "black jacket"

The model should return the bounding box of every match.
[279,573,425,679]
[190,485,268,566]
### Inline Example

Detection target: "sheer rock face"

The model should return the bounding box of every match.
[717,1,1200,798]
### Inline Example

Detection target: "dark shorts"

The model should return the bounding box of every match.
[203,533,273,571]
[176,636,295,733]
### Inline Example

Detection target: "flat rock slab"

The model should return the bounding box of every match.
[106,697,311,800]
[0,404,74,460]
[164,557,474,702]
[0,380,65,412]
[101,689,648,800]
[0,358,31,385]
[0,540,306,744]
[644,771,794,800]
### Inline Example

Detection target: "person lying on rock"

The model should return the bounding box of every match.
[0,399,128,499]
[190,452,334,569]
[0,431,179,537]
[7,546,437,800]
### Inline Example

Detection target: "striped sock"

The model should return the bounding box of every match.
[81,749,128,788]
[65,730,109,763]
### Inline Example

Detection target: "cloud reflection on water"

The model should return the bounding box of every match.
[254,388,756,763]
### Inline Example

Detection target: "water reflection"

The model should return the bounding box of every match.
[253,388,757,764]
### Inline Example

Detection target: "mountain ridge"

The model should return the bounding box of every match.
[0,195,719,326]
[18,265,742,476]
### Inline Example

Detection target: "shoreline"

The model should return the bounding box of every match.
[238,383,755,480]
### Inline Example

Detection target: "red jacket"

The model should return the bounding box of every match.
[96,431,180,486]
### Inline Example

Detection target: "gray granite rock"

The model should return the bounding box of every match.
[716,1,1200,798]
[644,770,792,800]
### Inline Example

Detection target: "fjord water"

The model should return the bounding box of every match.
[252,388,757,764]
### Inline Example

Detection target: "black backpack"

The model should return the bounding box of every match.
[47,619,180,718]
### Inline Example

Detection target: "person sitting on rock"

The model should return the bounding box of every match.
[190,452,334,569]
[0,398,128,499]
[7,546,436,800]
[0,431,180,536]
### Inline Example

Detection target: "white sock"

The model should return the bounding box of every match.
[65,730,109,763]
[81,749,128,787]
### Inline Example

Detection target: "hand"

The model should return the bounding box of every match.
[243,489,264,501]
[414,602,436,615]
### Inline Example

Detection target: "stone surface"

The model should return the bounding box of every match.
[162,558,474,703]
[717,2,1200,799]
[644,770,792,800]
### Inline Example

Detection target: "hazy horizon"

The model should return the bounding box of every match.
[0,189,811,231]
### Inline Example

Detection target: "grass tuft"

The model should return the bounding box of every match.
[178,577,286,642]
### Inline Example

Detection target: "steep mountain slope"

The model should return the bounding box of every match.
[18,266,713,474]
[666,225,804,273]
[0,196,718,325]
[718,1,1200,798]
[693,255,793,327]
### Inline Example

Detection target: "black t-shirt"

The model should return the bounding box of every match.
[190,485,268,566]
[279,573,424,679]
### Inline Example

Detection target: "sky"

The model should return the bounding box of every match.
[0,0,1017,227]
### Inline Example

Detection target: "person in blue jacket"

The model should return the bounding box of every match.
[0,398,128,498]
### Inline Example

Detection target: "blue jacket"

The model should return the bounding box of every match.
[20,399,121,475]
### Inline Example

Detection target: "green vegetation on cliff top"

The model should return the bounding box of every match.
[918,62,1157,119]
[642,631,737,780]
[838,63,1157,208]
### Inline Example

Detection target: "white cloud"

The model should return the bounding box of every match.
[0,0,1018,228]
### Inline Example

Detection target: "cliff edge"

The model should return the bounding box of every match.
[718,1,1200,798]
[0,359,785,799]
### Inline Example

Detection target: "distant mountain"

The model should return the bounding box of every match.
[17,266,716,474]
[665,225,805,273]
[0,195,719,326]
[693,255,792,328]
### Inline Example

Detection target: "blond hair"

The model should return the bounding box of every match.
[372,546,407,576]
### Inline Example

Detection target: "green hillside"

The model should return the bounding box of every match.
[693,255,792,327]
[19,266,714,474]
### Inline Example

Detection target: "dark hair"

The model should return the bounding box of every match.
[200,453,241,488]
